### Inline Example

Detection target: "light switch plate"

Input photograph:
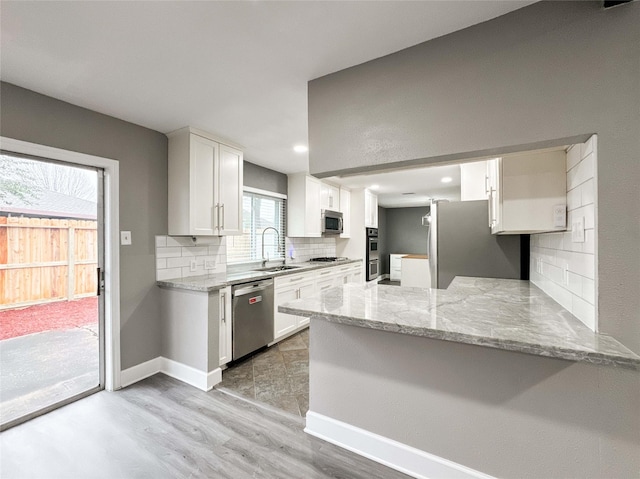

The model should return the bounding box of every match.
[205,259,216,270]
[190,260,197,272]
[572,216,585,243]
[120,231,132,245]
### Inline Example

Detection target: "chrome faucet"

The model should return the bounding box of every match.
[261,226,281,267]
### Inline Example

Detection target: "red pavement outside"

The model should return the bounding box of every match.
[0,297,98,341]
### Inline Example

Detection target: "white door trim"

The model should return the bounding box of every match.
[0,136,121,391]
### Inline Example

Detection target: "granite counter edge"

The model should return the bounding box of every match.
[278,306,640,371]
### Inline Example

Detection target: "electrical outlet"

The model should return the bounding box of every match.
[205,259,216,270]
[190,260,197,272]
[572,216,585,243]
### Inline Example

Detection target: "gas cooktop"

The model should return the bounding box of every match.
[309,257,349,263]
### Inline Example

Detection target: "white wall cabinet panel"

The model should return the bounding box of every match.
[339,187,351,238]
[218,145,243,235]
[321,182,340,211]
[460,160,489,201]
[288,173,322,237]
[488,150,567,235]
[168,127,243,236]
[364,189,378,228]
[218,286,232,366]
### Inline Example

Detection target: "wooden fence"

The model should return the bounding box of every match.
[0,216,98,310]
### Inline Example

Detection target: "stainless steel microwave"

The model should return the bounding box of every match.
[322,209,343,235]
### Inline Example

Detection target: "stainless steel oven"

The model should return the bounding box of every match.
[366,228,379,281]
[367,259,379,281]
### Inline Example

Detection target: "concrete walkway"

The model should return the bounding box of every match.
[0,326,99,425]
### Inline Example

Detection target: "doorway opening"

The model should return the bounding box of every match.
[0,152,105,429]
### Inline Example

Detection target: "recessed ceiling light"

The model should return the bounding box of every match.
[441,176,453,183]
[293,145,308,153]
[370,184,379,190]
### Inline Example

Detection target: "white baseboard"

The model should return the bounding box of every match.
[120,357,222,392]
[305,411,494,479]
[120,357,162,388]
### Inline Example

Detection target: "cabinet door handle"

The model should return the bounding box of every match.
[221,203,225,230]
[321,284,332,291]
[221,293,226,322]
[484,176,489,194]
[320,270,332,275]
[215,203,220,231]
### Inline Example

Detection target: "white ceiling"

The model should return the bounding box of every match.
[1,1,535,175]
[326,163,462,208]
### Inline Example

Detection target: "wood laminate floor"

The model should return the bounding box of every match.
[220,329,309,417]
[0,374,409,479]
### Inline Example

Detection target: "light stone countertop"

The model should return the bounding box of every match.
[278,276,640,370]
[156,259,362,292]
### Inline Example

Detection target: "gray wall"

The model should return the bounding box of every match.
[0,82,168,370]
[437,200,520,288]
[385,206,429,256]
[244,161,287,195]
[308,1,640,352]
[310,319,640,478]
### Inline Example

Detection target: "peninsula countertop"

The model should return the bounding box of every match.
[279,276,640,370]
[156,259,361,292]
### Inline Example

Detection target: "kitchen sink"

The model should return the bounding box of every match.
[253,265,301,273]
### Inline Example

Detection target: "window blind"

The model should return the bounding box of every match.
[227,191,286,264]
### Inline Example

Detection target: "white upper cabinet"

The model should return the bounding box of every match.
[339,187,351,238]
[364,189,378,228]
[460,160,490,201]
[168,127,243,236]
[287,173,322,237]
[320,182,340,211]
[488,149,567,235]
[218,144,243,235]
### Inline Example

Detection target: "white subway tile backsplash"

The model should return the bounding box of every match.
[566,271,583,296]
[181,246,209,257]
[157,246,182,258]
[157,267,183,281]
[567,186,581,211]
[582,277,595,305]
[530,136,596,331]
[566,144,581,171]
[583,229,595,254]
[155,235,227,281]
[581,178,595,206]
[572,295,596,331]
[167,256,192,269]
[581,135,595,158]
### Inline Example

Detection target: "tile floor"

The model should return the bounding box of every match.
[219,328,309,417]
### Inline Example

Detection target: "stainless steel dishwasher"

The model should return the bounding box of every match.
[232,279,274,360]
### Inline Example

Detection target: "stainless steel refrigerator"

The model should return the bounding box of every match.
[426,200,521,289]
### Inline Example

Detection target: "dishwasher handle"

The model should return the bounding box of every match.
[233,280,273,297]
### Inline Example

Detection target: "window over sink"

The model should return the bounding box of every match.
[226,189,286,264]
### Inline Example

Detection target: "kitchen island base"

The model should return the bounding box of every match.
[307,319,640,479]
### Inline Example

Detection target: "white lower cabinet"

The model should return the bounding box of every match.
[390,254,407,281]
[274,272,316,340]
[218,286,232,366]
[273,262,362,341]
